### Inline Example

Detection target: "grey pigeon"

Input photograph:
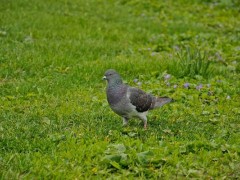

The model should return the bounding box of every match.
[103,69,173,129]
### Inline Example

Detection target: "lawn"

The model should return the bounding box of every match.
[0,0,240,178]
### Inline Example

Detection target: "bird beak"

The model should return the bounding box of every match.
[102,76,107,80]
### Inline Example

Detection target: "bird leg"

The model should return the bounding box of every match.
[144,121,147,129]
[138,111,148,129]
[122,117,129,126]
[138,115,147,129]
[143,120,147,129]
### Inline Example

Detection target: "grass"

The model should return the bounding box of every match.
[0,0,240,178]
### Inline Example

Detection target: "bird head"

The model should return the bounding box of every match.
[103,69,122,84]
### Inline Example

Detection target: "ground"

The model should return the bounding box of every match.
[0,0,240,178]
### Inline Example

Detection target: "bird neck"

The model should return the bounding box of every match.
[108,78,123,89]
[106,78,126,105]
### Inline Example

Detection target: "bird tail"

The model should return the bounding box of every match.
[150,96,173,110]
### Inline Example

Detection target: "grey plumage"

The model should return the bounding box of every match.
[103,69,172,129]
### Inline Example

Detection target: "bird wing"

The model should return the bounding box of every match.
[128,87,153,112]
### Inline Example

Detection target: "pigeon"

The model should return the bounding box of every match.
[103,69,173,129]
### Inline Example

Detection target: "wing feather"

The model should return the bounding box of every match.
[128,87,153,112]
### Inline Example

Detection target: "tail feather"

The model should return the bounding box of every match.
[150,96,173,109]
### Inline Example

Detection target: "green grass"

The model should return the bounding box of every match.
[1,0,240,178]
